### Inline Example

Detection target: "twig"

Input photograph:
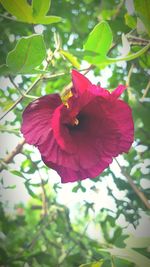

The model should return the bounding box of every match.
[41,230,61,249]
[0,76,41,121]
[9,75,24,96]
[115,159,150,210]
[112,0,125,20]
[126,64,134,101]
[42,72,65,80]
[140,80,150,101]
[111,255,115,267]
[1,69,67,121]
[127,35,150,46]
[0,138,26,172]
[0,14,18,22]
[126,64,134,87]
[0,72,66,121]
[0,46,61,122]
[34,165,48,216]
[20,150,48,216]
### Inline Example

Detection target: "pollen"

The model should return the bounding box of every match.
[62,90,73,108]
[74,118,79,126]
[71,117,79,126]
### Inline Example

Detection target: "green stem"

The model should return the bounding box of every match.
[107,43,150,63]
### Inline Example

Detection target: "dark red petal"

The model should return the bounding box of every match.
[51,105,78,153]
[111,85,126,99]
[21,70,134,184]
[71,69,92,96]
[109,99,134,153]
[21,94,62,145]
[39,131,79,170]
[89,85,110,97]
[43,157,111,183]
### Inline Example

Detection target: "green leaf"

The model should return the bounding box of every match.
[0,248,8,263]
[79,260,104,267]
[84,21,113,55]
[6,35,46,74]
[125,13,137,29]
[4,184,16,189]
[84,20,150,67]
[0,125,19,135]
[33,16,62,25]
[0,64,11,76]
[32,0,51,17]
[29,180,48,187]
[134,0,150,35]
[0,99,15,112]
[24,181,39,199]
[105,247,150,267]
[0,65,49,76]
[10,170,27,180]
[92,43,150,67]
[31,0,62,24]
[84,21,113,64]
[0,0,32,22]
[0,0,61,25]
[60,50,80,68]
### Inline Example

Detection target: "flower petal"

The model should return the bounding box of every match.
[71,69,92,96]
[110,99,134,153]
[111,84,127,99]
[21,71,134,184]
[21,94,62,145]
[43,157,111,183]
[51,105,78,153]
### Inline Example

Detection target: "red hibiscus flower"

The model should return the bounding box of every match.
[21,70,134,183]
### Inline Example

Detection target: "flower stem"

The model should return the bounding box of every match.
[107,43,150,63]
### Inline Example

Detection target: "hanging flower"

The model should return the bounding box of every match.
[21,70,134,183]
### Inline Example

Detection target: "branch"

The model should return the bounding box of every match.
[0,138,26,172]
[0,14,18,22]
[9,75,24,96]
[140,80,150,101]
[115,159,150,210]
[127,35,150,46]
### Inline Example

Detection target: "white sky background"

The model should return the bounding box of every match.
[0,62,150,241]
